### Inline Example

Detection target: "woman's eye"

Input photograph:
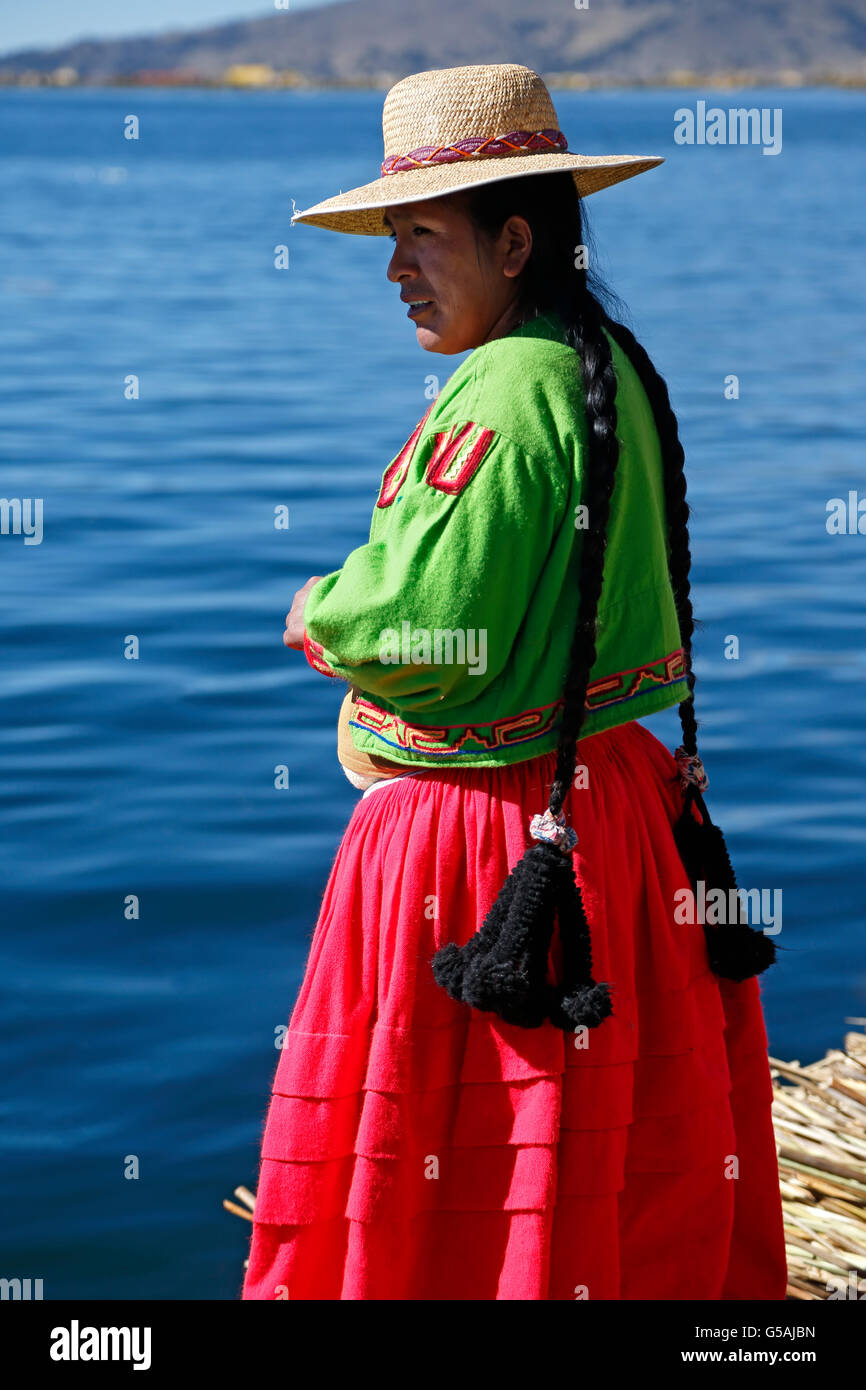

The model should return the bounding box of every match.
[386,226,429,242]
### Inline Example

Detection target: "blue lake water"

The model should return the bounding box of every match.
[1,86,864,1299]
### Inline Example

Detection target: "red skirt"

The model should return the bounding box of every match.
[241,720,787,1300]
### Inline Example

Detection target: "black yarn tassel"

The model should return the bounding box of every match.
[673,783,776,982]
[432,837,614,1032]
[547,858,613,1031]
[432,843,563,1028]
[430,857,520,1004]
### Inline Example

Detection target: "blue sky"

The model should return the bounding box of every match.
[1,1,340,55]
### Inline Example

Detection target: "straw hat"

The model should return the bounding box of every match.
[291,63,663,236]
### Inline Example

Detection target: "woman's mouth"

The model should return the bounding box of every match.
[407,300,434,319]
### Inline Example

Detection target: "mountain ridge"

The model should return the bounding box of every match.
[2,0,864,83]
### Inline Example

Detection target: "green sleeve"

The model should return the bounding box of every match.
[302,428,569,714]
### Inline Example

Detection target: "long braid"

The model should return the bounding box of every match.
[596,313,699,758]
[542,289,625,1027]
[432,289,620,1031]
[433,175,621,1029]
[549,296,620,819]
[600,310,778,980]
[432,172,776,1031]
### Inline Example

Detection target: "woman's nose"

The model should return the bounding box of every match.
[386,244,416,283]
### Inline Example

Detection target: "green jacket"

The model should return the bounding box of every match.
[302,310,690,768]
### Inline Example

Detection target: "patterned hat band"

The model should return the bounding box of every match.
[381,128,568,176]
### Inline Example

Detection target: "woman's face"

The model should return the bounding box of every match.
[384,194,532,354]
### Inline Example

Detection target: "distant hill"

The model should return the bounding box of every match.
[2,0,865,84]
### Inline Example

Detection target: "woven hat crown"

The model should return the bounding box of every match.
[382,64,560,161]
[291,61,664,234]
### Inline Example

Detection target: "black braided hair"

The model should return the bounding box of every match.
[598,310,779,980]
[431,172,777,1029]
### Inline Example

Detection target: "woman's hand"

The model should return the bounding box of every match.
[283,576,326,650]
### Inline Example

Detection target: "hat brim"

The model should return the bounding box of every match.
[291,152,664,235]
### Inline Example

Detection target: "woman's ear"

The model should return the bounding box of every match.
[501,215,533,279]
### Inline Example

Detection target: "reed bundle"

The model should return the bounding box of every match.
[771,1023,866,1300]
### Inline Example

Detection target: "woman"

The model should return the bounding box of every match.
[242,63,787,1301]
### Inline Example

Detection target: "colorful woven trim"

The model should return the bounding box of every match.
[345,650,689,757]
[425,422,497,494]
[377,413,497,507]
[303,629,338,678]
[376,404,435,509]
[381,129,568,176]
[584,648,687,711]
[350,694,563,758]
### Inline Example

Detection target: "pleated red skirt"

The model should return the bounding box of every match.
[242,719,787,1300]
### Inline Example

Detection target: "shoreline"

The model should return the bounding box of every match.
[2,69,866,92]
